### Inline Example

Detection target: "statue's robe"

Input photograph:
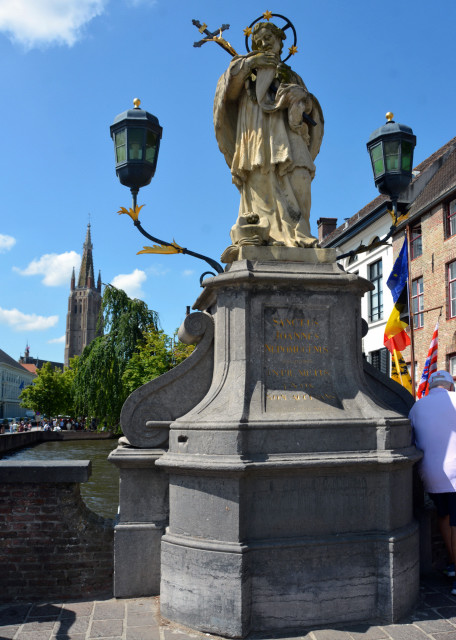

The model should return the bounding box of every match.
[214,53,324,247]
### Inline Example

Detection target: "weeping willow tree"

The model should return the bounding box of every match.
[72,285,159,429]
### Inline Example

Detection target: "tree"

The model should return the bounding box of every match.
[20,362,74,417]
[122,329,194,396]
[72,285,159,428]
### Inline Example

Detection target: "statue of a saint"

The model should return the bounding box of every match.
[214,21,324,259]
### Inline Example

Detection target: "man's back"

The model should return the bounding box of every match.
[410,387,456,492]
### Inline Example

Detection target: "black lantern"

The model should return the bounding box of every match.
[337,114,417,261]
[109,99,224,277]
[110,98,163,201]
[366,112,416,204]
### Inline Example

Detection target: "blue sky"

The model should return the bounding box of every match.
[1,0,455,363]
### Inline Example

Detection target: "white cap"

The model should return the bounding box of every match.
[429,370,454,389]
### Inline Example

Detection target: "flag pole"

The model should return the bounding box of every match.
[405,225,416,399]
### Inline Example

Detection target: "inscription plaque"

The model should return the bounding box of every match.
[263,306,340,413]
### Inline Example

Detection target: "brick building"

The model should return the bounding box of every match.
[393,138,456,384]
[321,134,456,389]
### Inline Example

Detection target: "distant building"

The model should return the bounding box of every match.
[0,349,36,419]
[19,344,63,374]
[64,224,102,367]
[318,205,393,376]
[320,135,456,383]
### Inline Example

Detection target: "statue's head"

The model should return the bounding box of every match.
[251,22,285,55]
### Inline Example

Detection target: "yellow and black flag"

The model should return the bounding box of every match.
[384,238,413,393]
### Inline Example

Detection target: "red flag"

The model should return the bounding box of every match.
[384,305,411,354]
[416,321,439,398]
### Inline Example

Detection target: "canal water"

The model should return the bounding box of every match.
[3,439,119,519]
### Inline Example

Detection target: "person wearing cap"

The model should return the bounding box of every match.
[409,369,456,592]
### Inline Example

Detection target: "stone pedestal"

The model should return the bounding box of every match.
[108,445,168,597]
[157,251,420,637]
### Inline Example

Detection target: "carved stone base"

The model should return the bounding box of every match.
[108,445,168,598]
[157,259,420,637]
[221,245,337,264]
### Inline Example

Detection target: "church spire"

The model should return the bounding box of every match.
[77,223,95,289]
[64,223,102,367]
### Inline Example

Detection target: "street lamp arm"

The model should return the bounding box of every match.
[133,220,224,275]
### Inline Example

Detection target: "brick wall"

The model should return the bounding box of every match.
[0,461,114,602]
[393,204,456,376]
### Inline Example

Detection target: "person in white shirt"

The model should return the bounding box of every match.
[409,369,456,592]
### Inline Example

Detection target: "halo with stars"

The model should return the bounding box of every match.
[244,11,298,62]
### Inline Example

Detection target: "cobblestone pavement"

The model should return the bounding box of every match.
[2,573,456,640]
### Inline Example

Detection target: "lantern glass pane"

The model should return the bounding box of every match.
[128,128,144,160]
[145,130,157,164]
[384,140,400,171]
[370,143,384,177]
[115,130,126,164]
[401,141,413,172]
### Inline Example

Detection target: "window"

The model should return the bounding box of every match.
[447,199,456,238]
[369,348,390,376]
[412,277,424,328]
[449,262,456,318]
[449,355,456,380]
[368,259,383,322]
[410,224,422,259]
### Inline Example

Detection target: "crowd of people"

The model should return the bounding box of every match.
[1,416,99,433]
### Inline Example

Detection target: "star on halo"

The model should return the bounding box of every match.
[263,10,273,20]
[288,45,298,56]
[243,26,252,36]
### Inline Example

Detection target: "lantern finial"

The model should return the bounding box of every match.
[133,98,141,109]
[386,112,394,122]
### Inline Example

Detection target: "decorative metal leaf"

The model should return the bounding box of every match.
[137,240,184,256]
[117,204,145,222]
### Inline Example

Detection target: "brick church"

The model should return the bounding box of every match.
[64,224,102,367]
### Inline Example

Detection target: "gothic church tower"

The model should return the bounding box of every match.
[64,224,102,367]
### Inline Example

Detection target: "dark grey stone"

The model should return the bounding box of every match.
[109,447,168,597]
[0,460,91,483]
[156,256,420,637]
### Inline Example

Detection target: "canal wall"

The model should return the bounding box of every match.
[0,430,115,456]
[0,461,114,602]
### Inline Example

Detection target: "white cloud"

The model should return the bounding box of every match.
[182,269,195,277]
[13,251,81,286]
[0,307,58,331]
[0,234,16,253]
[48,335,65,344]
[111,269,147,299]
[0,0,106,48]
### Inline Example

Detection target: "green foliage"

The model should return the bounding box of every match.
[20,361,75,417]
[123,329,194,396]
[23,286,195,431]
[72,286,159,429]
[173,335,195,366]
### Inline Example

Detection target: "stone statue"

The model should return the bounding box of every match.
[214,20,324,261]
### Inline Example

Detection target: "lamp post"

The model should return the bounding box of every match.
[110,99,224,279]
[366,112,416,224]
[338,113,416,260]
